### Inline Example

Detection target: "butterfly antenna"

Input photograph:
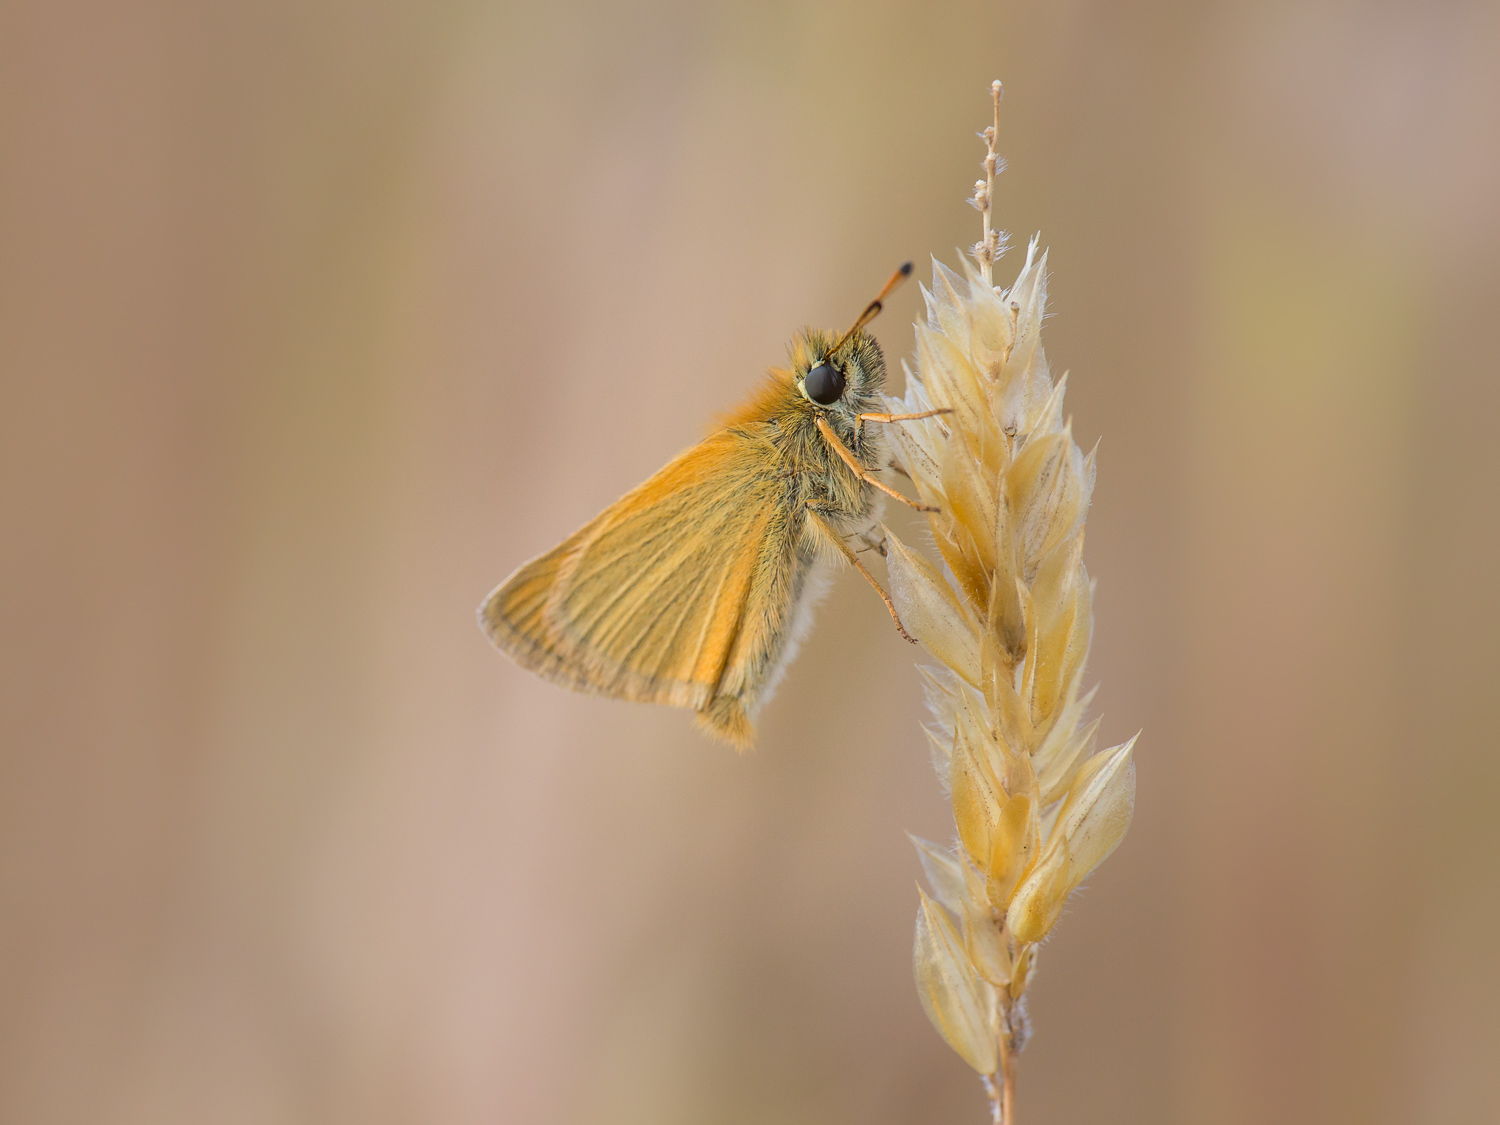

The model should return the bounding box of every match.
[826,261,913,358]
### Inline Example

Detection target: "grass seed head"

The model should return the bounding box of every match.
[895,83,1139,1106]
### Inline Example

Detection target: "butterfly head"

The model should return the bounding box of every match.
[790,261,909,415]
[790,328,885,415]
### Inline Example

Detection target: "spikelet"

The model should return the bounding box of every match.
[890,81,1138,1123]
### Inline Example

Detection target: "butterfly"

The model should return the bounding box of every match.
[478,264,948,747]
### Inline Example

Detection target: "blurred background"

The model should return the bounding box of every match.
[4,1,1498,1122]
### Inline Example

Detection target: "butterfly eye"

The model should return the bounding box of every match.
[804,362,845,405]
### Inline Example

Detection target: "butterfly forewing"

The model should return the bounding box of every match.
[480,428,790,714]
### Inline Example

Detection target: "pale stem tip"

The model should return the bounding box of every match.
[977,80,1004,287]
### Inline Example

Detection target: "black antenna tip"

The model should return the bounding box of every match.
[899,261,913,277]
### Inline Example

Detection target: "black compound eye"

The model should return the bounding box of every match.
[804,362,845,405]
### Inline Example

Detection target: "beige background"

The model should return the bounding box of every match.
[4,1,1499,1122]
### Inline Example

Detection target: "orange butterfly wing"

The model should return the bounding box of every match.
[479,426,790,719]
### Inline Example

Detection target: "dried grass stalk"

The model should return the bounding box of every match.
[887,81,1138,1124]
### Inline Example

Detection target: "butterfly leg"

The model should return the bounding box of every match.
[814,416,939,513]
[856,407,953,443]
[858,407,953,424]
[805,503,916,644]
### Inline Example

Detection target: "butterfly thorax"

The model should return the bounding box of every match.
[719,327,889,538]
